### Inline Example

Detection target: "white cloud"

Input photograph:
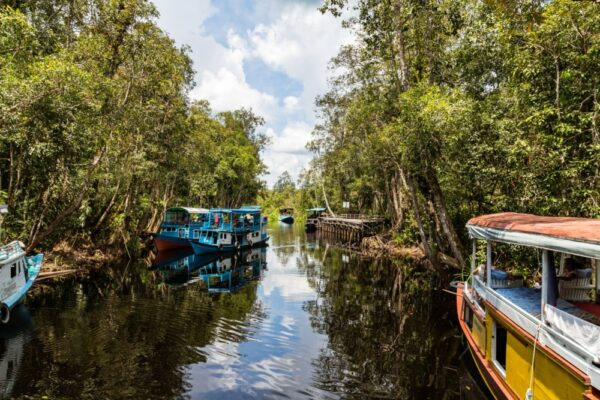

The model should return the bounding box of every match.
[153,0,355,186]
[192,68,278,120]
[270,122,312,154]
[248,5,353,114]
[283,96,299,111]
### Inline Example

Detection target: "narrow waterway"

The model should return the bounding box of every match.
[0,225,475,399]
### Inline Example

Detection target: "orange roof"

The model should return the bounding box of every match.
[467,212,600,244]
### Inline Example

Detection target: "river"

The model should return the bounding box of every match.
[0,224,483,399]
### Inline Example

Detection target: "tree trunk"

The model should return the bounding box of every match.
[425,168,465,267]
[401,170,437,267]
[392,0,410,91]
[322,180,335,217]
[27,149,104,251]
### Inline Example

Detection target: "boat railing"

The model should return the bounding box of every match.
[473,273,600,382]
[0,241,25,261]
[471,275,487,299]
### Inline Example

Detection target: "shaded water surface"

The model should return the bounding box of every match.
[1,225,466,399]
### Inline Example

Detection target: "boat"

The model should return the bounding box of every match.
[0,241,43,324]
[305,207,326,231]
[279,208,294,224]
[457,212,600,399]
[189,207,269,254]
[153,207,209,251]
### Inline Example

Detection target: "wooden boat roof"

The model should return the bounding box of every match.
[467,212,600,258]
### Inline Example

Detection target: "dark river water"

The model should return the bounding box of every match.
[0,225,478,399]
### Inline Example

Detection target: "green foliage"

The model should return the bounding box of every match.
[311,0,600,268]
[0,2,266,251]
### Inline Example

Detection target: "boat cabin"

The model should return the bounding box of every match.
[459,212,600,399]
[189,207,269,254]
[279,208,294,216]
[307,207,326,219]
[305,207,326,231]
[159,207,209,237]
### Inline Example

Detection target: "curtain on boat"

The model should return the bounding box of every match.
[545,304,600,364]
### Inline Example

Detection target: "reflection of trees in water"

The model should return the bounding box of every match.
[270,224,299,265]
[298,249,460,399]
[11,261,262,399]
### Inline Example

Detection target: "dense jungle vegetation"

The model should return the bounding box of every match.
[0,1,267,253]
[294,0,600,268]
[1,0,599,271]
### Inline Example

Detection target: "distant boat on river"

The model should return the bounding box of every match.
[153,207,209,251]
[278,208,294,224]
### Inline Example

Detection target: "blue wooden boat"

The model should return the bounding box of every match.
[189,207,269,254]
[278,208,294,224]
[0,241,42,323]
[153,207,209,251]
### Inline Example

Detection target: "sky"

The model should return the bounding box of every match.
[152,0,354,186]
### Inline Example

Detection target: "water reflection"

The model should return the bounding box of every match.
[0,306,32,398]
[0,225,471,399]
[153,247,267,292]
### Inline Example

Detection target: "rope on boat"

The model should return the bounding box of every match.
[526,321,543,400]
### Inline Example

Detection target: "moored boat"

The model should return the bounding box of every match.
[153,207,209,251]
[189,207,269,254]
[279,208,294,224]
[0,241,42,324]
[305,207,326,231]
[457,212,600,399]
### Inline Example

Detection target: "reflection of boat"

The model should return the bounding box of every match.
[0,241,42,323]
[0,305,33,397]
[154,246,267,292]
[189,207,269,254]
[200,247,266,293]
[305,207,326,231]
[457,213,600,399]
[154,251,220,285]
[278,208,294,224]
[153,207,209,251]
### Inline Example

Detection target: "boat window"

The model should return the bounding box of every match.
[10,264,16,278]
[493,322,507,374]
[463,305,474,330]
[165,211,188,225]
[194,230,199,238]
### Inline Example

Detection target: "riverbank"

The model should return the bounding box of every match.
[361,234,462,270]
[36,240,129,282]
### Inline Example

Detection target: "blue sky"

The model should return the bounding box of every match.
[152,0,353,186]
